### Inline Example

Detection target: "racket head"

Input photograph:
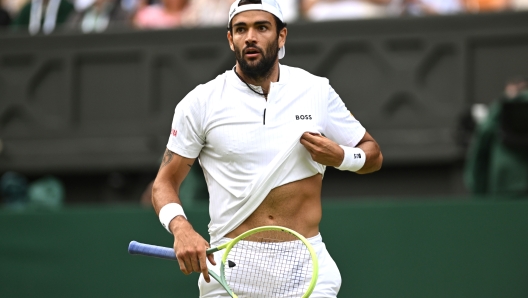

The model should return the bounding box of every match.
[219,226,319,298]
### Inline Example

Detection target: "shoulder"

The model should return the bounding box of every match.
[191,72,228,99]
[282,64,329,86]
[179,72,228,107]
[281,65,331,100]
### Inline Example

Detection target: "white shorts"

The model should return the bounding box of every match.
[198,233,342,297]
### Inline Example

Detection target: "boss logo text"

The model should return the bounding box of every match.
[296,115,312,120]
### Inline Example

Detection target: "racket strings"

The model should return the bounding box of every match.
[223,230,313,297]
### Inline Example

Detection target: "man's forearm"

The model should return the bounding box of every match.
[356,140,383,174]
[152,178,182,215]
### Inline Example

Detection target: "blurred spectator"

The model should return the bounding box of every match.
[504,76,528,99]
[0,171,29,210]
[74,0,95,11]
[132,0,194,29]
[0,5,12,26]
[66,0,130,32]
[184,0,298,27]
[28,175,64,210]
[11,0,75,34]
[464,77,528,197]
[2,0,27,17]
[1,172,65,210]
[71,0,138,15]
[463,0,512,12]
[183,0,233,27]
[388,0,464,16]
[302,0,391,21]
[512,0,528,10]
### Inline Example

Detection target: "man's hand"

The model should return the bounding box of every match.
[170,216,216,282]
[300,132,344,167]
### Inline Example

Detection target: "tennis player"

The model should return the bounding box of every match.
[152,0,383,296]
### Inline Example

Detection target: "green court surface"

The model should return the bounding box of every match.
[1,199,528,297]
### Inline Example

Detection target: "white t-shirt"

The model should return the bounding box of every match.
[167,64,366,242]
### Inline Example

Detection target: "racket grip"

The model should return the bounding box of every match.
[128,241,176,261]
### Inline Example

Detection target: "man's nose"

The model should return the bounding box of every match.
[245,28,257,44]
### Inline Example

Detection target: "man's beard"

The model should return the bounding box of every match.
[235,39,279,82]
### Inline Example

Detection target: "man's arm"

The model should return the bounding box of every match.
[354,132,383,174]
[300,131,383,174]
[152,149,215,282]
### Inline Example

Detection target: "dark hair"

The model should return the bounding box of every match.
[239,0,262,4]
[227,0,287,36]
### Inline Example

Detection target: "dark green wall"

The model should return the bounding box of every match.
[1,200,528,297]
[2,11,528,174]
[2,12,528,201]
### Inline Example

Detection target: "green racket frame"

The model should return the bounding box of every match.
[205,225,319,298]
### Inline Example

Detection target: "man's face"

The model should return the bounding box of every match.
[227,10,286,81]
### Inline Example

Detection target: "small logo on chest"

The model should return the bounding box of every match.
[296,115,312,120]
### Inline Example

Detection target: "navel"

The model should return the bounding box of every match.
[268,215,274,220]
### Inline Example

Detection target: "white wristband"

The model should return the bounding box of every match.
[159,203,187,234]
[336,145,366,172]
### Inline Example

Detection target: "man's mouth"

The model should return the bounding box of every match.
[244,47,261,58]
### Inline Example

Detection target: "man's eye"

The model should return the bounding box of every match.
[259,26,267,31]
[236,28,245,33]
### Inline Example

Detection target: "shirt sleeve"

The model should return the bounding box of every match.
[324,85,366,147]
[166,90,205,158]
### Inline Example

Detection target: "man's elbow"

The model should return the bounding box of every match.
[372,151,383,172]
[357,151,383,174]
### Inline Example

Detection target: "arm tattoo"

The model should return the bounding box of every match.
[160,149,174,169]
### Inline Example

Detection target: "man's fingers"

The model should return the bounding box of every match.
[190,245,206,273]
[301,132,320,143]
[207,253,216,266]
[205,242,216,266]
[300,137,316,152]
[190,256,202,273]
[301,132,326,148]
[176,249,199,274]
[301,132,344,166]
[200,255,210,283]
[176,255,191,275]
[299,137,310,147]
[172,228,212,277]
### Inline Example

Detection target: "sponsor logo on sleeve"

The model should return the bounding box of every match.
[171,129,178,137]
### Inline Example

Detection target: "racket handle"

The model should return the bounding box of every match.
[129,241,232,296]
[128,241,176,261]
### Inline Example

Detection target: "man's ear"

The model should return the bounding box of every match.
[278,27,287,50]
[227,31,235,52]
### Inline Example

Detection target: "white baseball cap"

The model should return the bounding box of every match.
[228,0,286,59]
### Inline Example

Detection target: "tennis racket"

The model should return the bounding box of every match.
[129,225,318,298]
